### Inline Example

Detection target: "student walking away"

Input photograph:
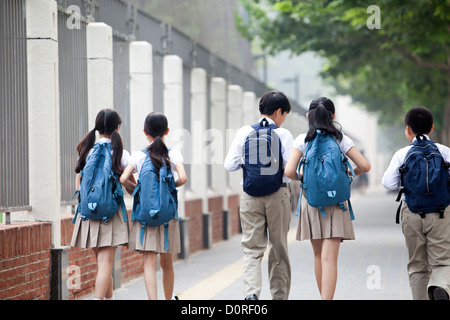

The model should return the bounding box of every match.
[71,109,131,300]
[382,106,450,300]
[120,112,187,300]
[285,97,370,300]
[224,91,294,300]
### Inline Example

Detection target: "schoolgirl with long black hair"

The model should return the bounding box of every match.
[71,108,131,300]
[285,97,371,300]
[120,112,187,300]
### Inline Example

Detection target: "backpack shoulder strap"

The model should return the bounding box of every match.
[251,118,279,130]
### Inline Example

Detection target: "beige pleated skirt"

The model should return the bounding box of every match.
[128,218,180,254]
[70,205,129,248]
[296,193,355,241]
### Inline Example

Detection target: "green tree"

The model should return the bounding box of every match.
[237,0,450,143]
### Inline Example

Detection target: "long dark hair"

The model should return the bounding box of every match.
[75,109,124,175]
[305,97,343,143]
[144,112,171,174]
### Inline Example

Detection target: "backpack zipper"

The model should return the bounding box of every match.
[424,157,430,195]
[89,166,98,192]
[89,154,105,192]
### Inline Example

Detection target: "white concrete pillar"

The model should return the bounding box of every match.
[243,91,258,125]
[86,22,113,126]
[129,41,153,152]
[367,114,378,186]
[227,85,244,194]
[208,77,228,209]
[163,55,184,149]
[163,55,185,218]
[189,68,209,212]
[22,0,61,247]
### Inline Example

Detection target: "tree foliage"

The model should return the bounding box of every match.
[237,0,450,135]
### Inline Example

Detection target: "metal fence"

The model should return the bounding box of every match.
[1,0,306,210]
[57,7,89,204]
[0,0,30,215]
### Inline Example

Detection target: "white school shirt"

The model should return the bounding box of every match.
[86,137,131,170]
[129,146,184,176]
[293,132,354,156]
[381,135,450,193]
[223,117,294,183]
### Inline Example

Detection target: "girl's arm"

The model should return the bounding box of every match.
[174,162,188,187]
[346,147,371,176]
[120,164,137,195]
[75,173,81,190]
[284,148,303,181]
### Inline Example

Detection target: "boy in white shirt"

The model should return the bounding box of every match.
[224,91,293,300]
[382,106,450,300]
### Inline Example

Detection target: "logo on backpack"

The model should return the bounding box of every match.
[73,142,127,224]
[241,118,283,197]
[132,150,178,250]
[395,135,450,223]
[296,130,355,220]
[327,190,337,198]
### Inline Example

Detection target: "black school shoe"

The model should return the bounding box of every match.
[244,294,258,300]
[429,286,449,300]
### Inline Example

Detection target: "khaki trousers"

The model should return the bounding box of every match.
[239,186,291,300]
[401,203,450,299]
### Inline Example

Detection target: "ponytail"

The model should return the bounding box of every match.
[147,136,171,176]
[305,98,343,143]
[143,112,171,175]
[111,130,124,176]
[75,128,97,173]
[75,109,124,174]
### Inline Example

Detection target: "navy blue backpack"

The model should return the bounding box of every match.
[395,135,450,223]
[242,118,283,197]
[296,130,355,220]
[73,142,127,223]
[132,149,178,249]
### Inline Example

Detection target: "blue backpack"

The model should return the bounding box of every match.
[73,142,127,223]
[242,118,283,197]
[395,135,450,223]
[131,149,178,249]
[296,130,355,220]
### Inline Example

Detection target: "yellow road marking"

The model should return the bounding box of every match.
[177,224,297,300]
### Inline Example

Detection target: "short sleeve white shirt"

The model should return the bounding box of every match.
[129,147,184,176]
[293,132,354,156]
[223,117,294,183]
[86,137,131,170]
[381,135,450,192]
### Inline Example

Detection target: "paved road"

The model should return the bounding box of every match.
[111,186,412,300]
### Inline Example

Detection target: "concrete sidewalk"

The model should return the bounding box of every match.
[110,186,412,300]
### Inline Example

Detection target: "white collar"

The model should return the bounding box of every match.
[98,137,112,143]
[412,134,430,142]
[257,117,276,125]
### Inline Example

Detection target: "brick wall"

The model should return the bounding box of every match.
[185,198,204,253]
[0,222,52,300]
[208,195,224,243]
[0,194,241,300]
[61,213,144,300]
